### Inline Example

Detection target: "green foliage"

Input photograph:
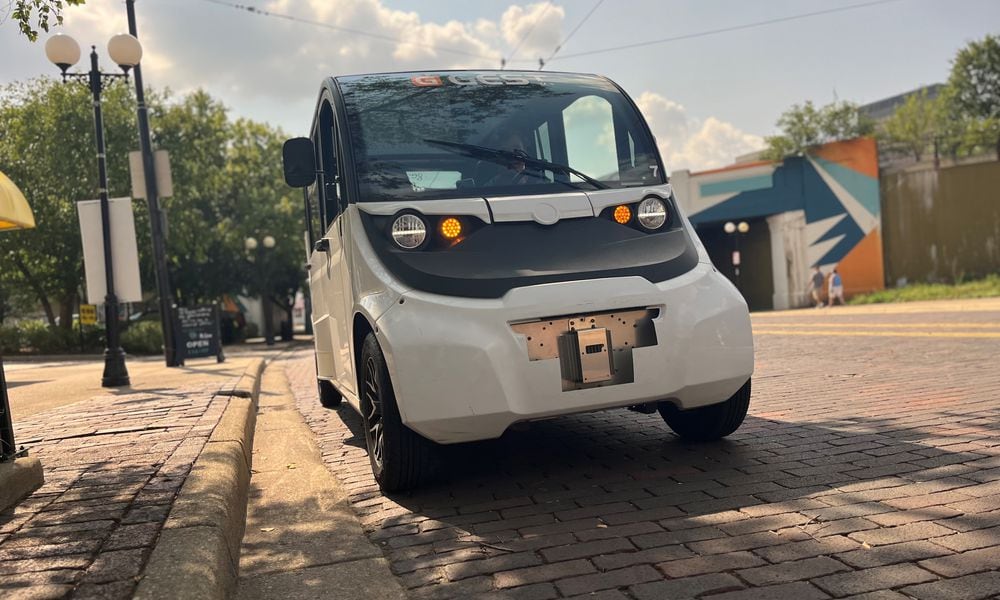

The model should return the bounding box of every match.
[149,93,302,313]
[0,78,303,331]
[946,34,1000,158]
[16,319,76,353]
[880,89,945,161]
[0,325,21,354]
[10,0,85,41]
[849,274,1000,305]
[121,320,162,355]
[948,34,1000,122]
[0,77,138,328]
[763,100,874,161]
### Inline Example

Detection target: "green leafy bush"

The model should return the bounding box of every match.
[121,321,163,355]
[17,320,76,354]
[77,323,104,351]
[0,325,22,354]
[850,274,1000,304]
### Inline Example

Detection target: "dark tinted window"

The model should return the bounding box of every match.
[337,72,664,201]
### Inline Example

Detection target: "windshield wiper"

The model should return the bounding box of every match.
[424,139,608,190]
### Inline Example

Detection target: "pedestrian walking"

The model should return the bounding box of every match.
[807,266,825,308]
[828,268,845,306]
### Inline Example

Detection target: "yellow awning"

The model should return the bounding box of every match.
[0,170,36,231]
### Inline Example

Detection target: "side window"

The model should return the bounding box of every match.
[533,122,552,161]
[317,103,340,227]
[562,96,619,182]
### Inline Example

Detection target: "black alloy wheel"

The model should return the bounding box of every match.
[359,333,434,492]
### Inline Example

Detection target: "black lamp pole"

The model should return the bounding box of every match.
[1,358,18,460]
[74,48,131,387]
[126,0,182,367]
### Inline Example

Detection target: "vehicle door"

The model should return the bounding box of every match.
[310,100,355,395]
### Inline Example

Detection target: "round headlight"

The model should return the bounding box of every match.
[391,214,427,249]
[637,197,667,230]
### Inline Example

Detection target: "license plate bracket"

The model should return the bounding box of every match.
[575,328,613,383]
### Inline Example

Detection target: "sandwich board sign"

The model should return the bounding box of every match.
[176,304,224,362]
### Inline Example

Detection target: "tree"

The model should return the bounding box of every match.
[0,77,137,328]
[149,93,302,314]
[222,119,301,335]
[946,34,1000,158]
[149,90,233,304]
[8,0,85,41]
[880,89,943,162]
[763,100,874,160]
[0,78,304,337]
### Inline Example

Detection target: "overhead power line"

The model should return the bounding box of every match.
[541,0,604,69]
[195,0,497,60]
[549,0,905,62]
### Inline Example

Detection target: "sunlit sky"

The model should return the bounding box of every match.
[2,0,997,172]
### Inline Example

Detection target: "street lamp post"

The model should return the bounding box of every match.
[125,0,182,368]
[46,33,142,387]
[724,221,750,294]
[245,235,276,346]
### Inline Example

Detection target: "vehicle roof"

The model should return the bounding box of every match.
[331,69,606,82]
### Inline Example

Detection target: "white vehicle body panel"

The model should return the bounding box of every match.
[312,183,753,444]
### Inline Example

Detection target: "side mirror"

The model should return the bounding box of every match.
[282,137,316,188]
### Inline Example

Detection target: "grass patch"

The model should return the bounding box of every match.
[849,274,1000,305]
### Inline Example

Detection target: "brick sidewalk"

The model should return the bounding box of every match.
[285,306,1000,600]
[0,378,238,599]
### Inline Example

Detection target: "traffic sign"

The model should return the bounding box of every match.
[80,304,98,325]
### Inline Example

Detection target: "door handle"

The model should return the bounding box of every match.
[313,238,330,253]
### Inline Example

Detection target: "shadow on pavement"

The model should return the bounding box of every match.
[298,386,999,598]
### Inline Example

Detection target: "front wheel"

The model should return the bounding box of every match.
[360,333,434,492]
[659,379,751,441]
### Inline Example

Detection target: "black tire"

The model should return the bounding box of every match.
[659,379,751,441]
[317,379,342,408]
[359,333,433,492]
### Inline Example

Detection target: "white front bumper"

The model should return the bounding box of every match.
[374,262,753,444]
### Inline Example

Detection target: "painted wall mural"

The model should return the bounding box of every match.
[679,137,885,296]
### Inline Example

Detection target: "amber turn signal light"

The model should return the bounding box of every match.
[613,205,632,224]
[439,217,462,239]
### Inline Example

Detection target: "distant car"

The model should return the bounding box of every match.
[282,70,754,491]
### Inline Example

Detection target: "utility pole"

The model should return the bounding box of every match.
[126,0,182,366]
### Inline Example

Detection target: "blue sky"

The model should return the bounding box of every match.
[1,0,997,171]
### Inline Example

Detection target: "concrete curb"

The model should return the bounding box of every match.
[0,456,44,512]
[134,358,266,600]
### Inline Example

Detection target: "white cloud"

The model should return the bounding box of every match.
[636,91,763,173]
[48,0,566,132]
[500,2,565,62]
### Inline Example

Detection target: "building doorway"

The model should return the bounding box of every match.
[696,218,774,311]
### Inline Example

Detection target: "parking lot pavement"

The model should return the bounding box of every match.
[286,298,1000,600]
[0,377,239,599]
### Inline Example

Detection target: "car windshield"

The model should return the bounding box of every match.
[337,72,665,202]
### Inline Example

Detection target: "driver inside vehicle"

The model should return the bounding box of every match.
[483,131,547,187]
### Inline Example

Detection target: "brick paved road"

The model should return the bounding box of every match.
[286,300,1000,600]
[0,379,237,599]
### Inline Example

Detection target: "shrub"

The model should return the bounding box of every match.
[77,324,104,352]
[18,320,76,354]
[121,320,163,355]
[0,325,22,354]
